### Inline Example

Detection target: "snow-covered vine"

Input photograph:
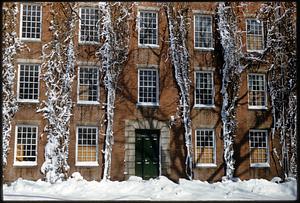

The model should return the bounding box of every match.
[217,2,244,181]
[38,3,77,183]
[97,2,131,180]
[2,3,26,166]
[164,3,193,180]
[258,2,296,179]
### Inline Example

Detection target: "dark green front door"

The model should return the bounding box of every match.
[135,129,159,180]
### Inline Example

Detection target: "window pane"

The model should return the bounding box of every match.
[15,126,37,162]
[78,67,99,102]
[77,127,98,162]
[21,3,42,39]
[195,15,213,48]
[196,129,215,164]
[138,69,158,104]
[80,7,99,43]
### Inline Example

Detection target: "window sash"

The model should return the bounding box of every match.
[195,71,214,106]
[138,11,158,46]
[78,67,99,103]
[138,69,159,105]
[249,130,269,165]
[246,19,264,51]
[195,129,216,165]
[14,125,38,164]
[18,64,40,102]
[248,73,267,108]
[194,15,213,49]
[76,126,98,165]
[79,7,99,43]
[20,3,42,40]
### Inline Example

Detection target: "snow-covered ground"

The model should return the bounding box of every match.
[3,172,297,201]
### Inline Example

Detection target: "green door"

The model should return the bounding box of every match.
[135,130,159,180]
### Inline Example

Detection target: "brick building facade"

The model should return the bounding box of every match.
[3,2,285,183]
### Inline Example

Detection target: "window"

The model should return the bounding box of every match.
[79,7,99,43]
[78,67,99,104]
[194,15,213,49]
[76,126,98,166]
[138,69,159,106]
[20,3,42,40]
[248,73,267,109]
[195,129,216,166]
[14,125,38,166]
[18,64,40,102]
[249,130,269,167]
[195,71,214,107]
[138,11,158,46]
[246,19,264,51]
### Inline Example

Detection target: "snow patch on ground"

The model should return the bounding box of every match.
[3,174,297,200]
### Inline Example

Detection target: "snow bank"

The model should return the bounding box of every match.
[3,174,297,200]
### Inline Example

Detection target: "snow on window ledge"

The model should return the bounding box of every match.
[246,49,264,54]
[75,162,99,167]
[17,99,39,104]
[78,41,100,45]
[20,38,41,42]
[138,44,159,49]
[250,163,270,168]
[136,102,159,108]
[196,163,217,168]
[194,104,216,109]
[13,162,37,167]
[194,47,214,51]
[248,106,268,110]
[77,101,100,105]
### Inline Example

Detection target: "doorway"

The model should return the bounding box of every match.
[135,129,160,180]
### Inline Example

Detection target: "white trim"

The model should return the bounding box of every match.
[77,66,100,104]
[194,70,215,107]
[75,126,99,166]
[17,63,41,103]
[247,73,267,109]
[137,10,159,48]
[194,104,216,109]
[246,18,264,52]
[249,129,270,167]
[137,6,160,11]
[194,14,214,50]
[13,124,38,166]
[137,68,159,106]
[19,3,42,41]
[78,7,100,44]
[195,128,216,166]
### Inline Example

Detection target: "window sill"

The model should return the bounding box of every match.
[138,44,159,49]
[248,106,268,110]
[247,49,264,54]
[13,162,37,167]
[77,101,100,105]
[194,47,214,51]
[194,105,216,109]
[78,41,100,45]
[18,99,39,104]
[250,163,270,168]
[75,162,99,167]
[196,163,217,168]
[20,38,41,42]
[136,102,159,108]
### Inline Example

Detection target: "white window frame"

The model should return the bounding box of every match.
[13,125,38,166]
[194,14,214,50]
[195,129,217,167]
[247,73,267,110]
[137,68,159,106]
[77,66,100,105]
[194,70,215,108]
[137,10,159,48]
[75,126,99,166]
[20,3,42,41]
[246,18,264,52]
[78,7,100,44]
[249,129,270,168]
[17,64,40,103]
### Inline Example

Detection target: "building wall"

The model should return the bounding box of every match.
[3,2,283,183]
